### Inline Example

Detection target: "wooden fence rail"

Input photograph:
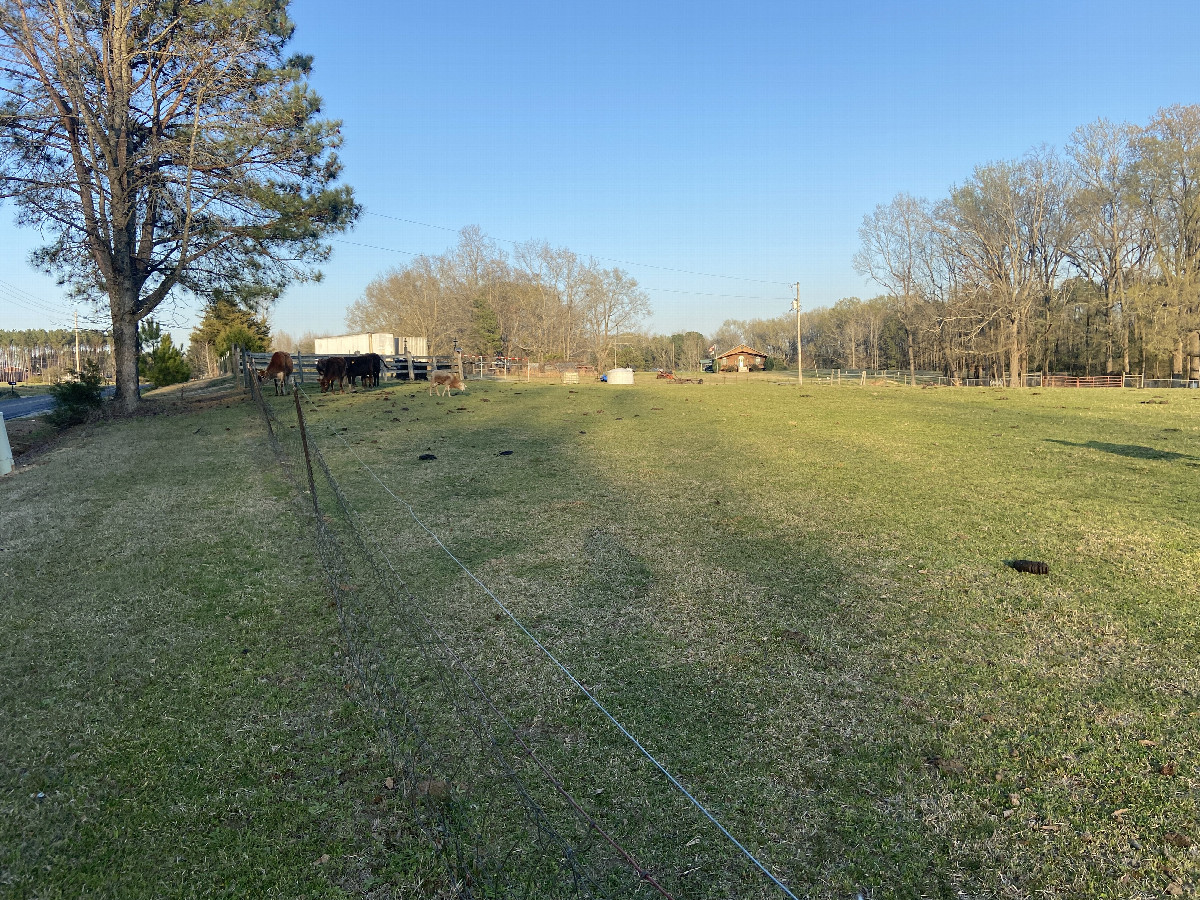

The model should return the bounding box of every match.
[242,351,458,384]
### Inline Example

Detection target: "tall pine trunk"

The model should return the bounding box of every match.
[110,291,141,413]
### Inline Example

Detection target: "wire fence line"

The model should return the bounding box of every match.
[306,426,679,894]
[250,372,668,898]
[301,395,803,900]
[305,421,647,899]
[245,370,806,899]
[248,369,486,895]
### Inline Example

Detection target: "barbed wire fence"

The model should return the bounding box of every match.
[242,357,807,900]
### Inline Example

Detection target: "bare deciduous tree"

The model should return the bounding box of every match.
[854,193,938,383]
[581,266,650,371]
[1133,105,1200,376]
[346,255,456,353]
[1067,119,1148,373]
[937,149,1072,386]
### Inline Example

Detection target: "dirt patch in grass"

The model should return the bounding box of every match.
[3,415,58,459]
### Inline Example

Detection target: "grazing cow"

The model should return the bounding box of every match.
[256,351,293,396]
[316,356,347,394]
[344,353,384,389]
[428,371,466,397]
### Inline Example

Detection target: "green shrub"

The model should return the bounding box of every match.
[48,360,104,427]
[145,336,191,388]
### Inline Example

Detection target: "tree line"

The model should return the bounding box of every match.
[0,328,111,379]
[2,322,193,389]
[349,107,1200,381]
[345,226,651,370]
[853,104,1200,384]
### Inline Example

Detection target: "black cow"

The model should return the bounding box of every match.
[316,356,347,393]
[344,353,384,389]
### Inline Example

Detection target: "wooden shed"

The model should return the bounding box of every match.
[714,344,767,372]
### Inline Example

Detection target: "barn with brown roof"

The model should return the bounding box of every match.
[714,344,768,372]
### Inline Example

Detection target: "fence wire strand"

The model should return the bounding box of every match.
[245,356,803,899]
[250,364,671,898]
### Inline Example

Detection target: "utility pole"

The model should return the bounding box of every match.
[792,284,803,386]
[74,311,81,374]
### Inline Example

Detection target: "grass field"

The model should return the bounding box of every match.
[3,375,1198,898]
[0,382,444,898]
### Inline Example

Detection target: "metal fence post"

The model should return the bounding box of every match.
[293,386,320,517]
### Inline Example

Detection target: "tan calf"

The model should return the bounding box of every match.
[428,371,466,397]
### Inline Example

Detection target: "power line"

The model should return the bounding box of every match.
[334,232,791,303]
[0,284,76,329]
[0,277,73,311]
[363,210,794,287]
[652,286,792,301]
[330,237,423,257]
[0,279,105,333]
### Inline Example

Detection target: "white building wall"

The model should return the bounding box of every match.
[398,336,427,357]
[313,333,431,357]
[314,333,398,355]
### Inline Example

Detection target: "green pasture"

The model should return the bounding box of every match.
[293,376,1199,899]
[2,375,1197,898]
[0,383,443,898]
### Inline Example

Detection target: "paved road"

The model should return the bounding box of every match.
[0,386,120,420]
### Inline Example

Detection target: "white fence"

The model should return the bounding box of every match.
[800,369,1195,389]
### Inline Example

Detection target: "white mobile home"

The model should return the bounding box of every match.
[312,333,429,357]
[314,332,397,356]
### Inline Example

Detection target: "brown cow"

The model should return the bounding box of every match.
[317,356,347,394]
[256,351,293,396]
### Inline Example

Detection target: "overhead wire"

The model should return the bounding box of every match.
[335,227,791,304]
[0,279,77,329]
[361,209,796,287]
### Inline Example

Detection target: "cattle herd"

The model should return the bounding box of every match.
[314,353,383,392]
[257,352,466,396]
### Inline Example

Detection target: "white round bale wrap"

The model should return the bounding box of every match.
[0,412,13,476]
[605,368,635,385]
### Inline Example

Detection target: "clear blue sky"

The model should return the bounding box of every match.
[3,0,1199,343]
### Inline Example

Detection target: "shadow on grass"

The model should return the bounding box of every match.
[1046,438,1198,462]
[284,387,960,899]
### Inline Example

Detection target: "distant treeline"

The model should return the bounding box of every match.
[853,104,1200,382]
[344,108,1200,379]
[0,327,112,378]
[343,225,652,371]
[22,104,1200,384]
